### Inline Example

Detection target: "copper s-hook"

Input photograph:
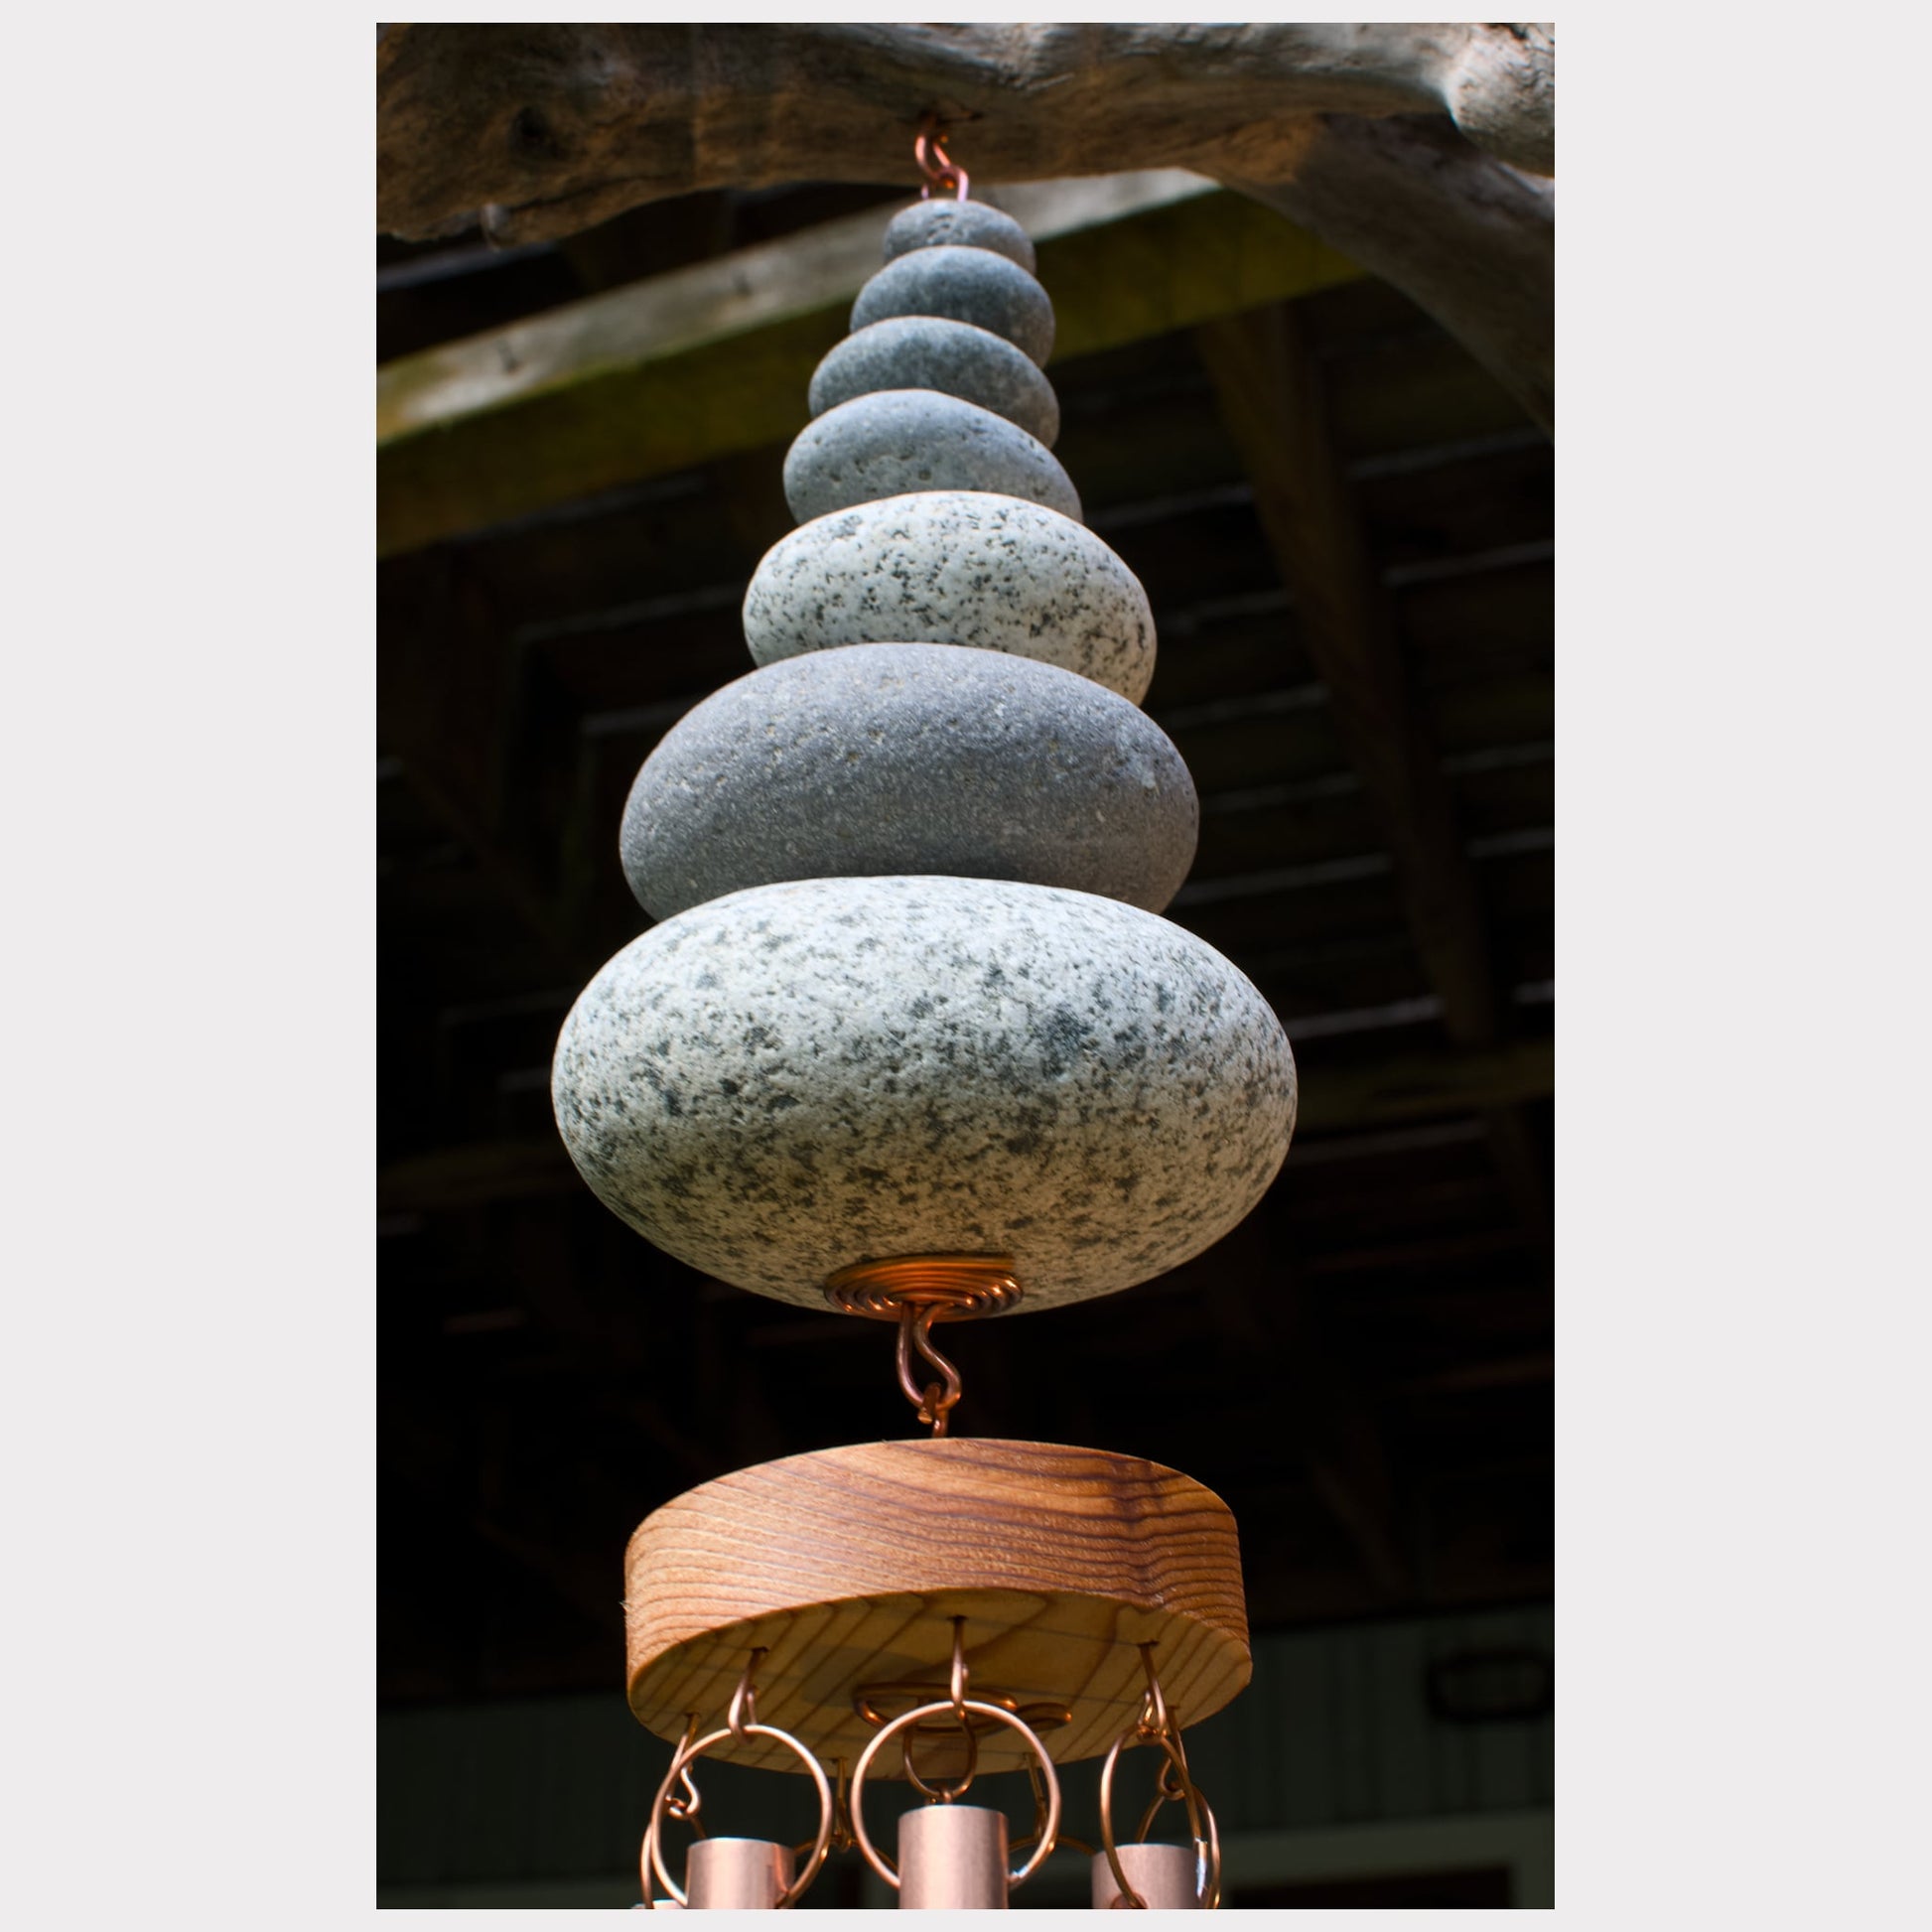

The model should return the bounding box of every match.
[915,117,970,202]
[726,1648,766,1738]
[824,1254,1019,1438]
[896,1301,964,1435]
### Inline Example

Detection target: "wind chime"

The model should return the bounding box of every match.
[550,125,1298,1910]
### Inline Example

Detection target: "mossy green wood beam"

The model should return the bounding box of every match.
[377,173,1363,558]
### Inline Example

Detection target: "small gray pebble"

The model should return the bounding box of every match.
[809,317,1060,448]
[783,391,1080,523]
[621,643,1198,919]
[744,489,1153,700]
[882,199,1037,273]
[551,875,1297,1311]
[852,246,1054,366]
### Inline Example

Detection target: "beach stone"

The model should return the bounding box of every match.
[551,875,1297,1311]
[808,317,1060,447]
[783,391,1080,524]
[744,492,1155,703]
[883,199,1037,273]
[621,643,1197,920]
[851,246,1054,366]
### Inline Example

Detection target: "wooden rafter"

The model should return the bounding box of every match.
[1192,304,1549,1234]
[378,547,588,958]
[376,24,1554,434]
[1194,305,1500,1036]
[378,173,1361,557]
[376,23,1554,239]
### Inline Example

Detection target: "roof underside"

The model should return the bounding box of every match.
[377,178,1552,1704]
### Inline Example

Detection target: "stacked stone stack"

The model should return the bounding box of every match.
[552,199,1299,1313]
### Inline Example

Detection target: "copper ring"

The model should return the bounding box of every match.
[1097,1725,1221,1910]
[848,1698,1061,1893]
[644,1721,834,1909]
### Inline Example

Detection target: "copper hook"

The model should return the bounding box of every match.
[948,1617,970,1722]
[664,1713,706,1831]
[726,1648,766,1738]
[896,1302,963,1435]
[1136,1641,1170,1739]
[915,117,970,202]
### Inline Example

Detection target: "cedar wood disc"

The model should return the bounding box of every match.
[624,1438,1250,1774]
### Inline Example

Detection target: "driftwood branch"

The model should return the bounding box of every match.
[1225,116,1554,432]
[377,23,1554,233]
[377,23,1554,431]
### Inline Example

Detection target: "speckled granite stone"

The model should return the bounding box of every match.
[851,246,1054,366]
[551,875,1296,1310]
[784,391,1080,524]
[808,317,1060,448]
[620,643,1197,919]
[745,492,1150,701]
[883,199,1037,273]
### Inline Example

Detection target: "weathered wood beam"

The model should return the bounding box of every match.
[1192,303,1550,1235]
[1224,115,1554,431]
[376,24,1554,437]
[1195,304,1501,1038]
[374,1037,1555,1218]
[377,172,1361,557]
[375,24,1555,240]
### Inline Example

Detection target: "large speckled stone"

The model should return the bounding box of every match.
[784,391,1080,524]
[744,491,1154,702]
[851,246,1054,366]
[551,876,1296,1310]
[808,317,1060,447]
[883,199,1037,273]
[621,643,1197,920]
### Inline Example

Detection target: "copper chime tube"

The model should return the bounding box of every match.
[684,1837,795,1909]
[897,1804,1010,1909]
[1091,1842,1206,1909]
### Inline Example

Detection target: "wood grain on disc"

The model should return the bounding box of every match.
[624,1438,1250,1773]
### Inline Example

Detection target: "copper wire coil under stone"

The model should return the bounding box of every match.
[823,1253,1024,1321]
[808,315,1060,446]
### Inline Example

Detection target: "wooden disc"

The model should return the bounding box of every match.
[624,1438,1250,1774]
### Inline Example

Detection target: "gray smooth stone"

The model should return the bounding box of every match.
[620,643,1197,920]
[551,875,1297,1311]
[744,490,1154,702]
[883,199,1037,273]
[808,317,1060,448]
[851,246,1054,366]
[783,391,1080,524]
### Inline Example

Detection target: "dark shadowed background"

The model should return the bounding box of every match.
[378,172,1552,1906]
